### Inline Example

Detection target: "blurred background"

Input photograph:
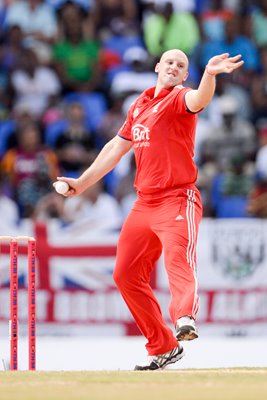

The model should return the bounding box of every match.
[0,0,267,369]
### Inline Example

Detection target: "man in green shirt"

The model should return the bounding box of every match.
[144,2,200,57]
[53,18,101,92]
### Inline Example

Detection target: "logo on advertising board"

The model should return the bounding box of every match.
[212,224,265,280]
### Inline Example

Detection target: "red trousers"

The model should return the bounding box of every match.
[113,186,202,356]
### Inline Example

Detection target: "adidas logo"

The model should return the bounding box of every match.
[175,215,184,221]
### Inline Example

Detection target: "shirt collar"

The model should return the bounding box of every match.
[143,86,176,100]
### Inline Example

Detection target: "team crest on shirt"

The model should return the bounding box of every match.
[132,124,150,148]
[133,108,140,118]
[152,100,163,113]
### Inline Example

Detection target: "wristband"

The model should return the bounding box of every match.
[205,66,216,76]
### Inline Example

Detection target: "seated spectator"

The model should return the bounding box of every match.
[62,180,122,230]
[52,14,101,92]
[92,0,140,40]
[56,0,94,40]
[0,106,38,157]
[143,2,200,57]
[4,0,58,63]
[200,94,256,168]
[110,46,156,96]
[54,102,97,176]
[10,48,61,118]
[1,123,59,218]
[194,116,217,166]
[200,0,234,41]
[42,94,65,126]
[195,15,260,74]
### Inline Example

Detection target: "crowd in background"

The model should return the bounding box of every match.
[0,0,267,229]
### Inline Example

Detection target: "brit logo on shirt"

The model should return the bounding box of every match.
[132,124,150,148]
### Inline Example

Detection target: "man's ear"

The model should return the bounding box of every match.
[183,71,189,81]
[155,63,160,73]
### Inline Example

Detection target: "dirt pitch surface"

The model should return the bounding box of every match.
[0,368,266,400]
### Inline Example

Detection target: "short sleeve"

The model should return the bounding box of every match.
[117,101,137,141]
[172,87,192,114]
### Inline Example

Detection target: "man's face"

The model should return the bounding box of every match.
[155,50,189,89]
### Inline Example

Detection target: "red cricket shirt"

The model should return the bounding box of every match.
[118,85,199,194]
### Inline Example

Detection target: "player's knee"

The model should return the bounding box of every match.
[113,264,137,289]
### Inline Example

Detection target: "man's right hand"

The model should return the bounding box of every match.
[53,177,86,197]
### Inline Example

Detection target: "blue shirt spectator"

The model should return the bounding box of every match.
[197,16,260,71]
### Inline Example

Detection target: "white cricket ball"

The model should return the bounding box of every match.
[54,181,69,195]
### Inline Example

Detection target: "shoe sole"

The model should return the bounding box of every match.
[176,326,198,341]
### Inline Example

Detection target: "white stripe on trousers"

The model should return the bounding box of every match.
[186,189,199,317]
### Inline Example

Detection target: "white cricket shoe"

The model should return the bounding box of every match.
[134,344,185,371]
[176,316,198,341]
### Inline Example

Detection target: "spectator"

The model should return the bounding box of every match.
[52,14,101,92]
[195,15,260,74]
[10,48,61,118]
[92,0,140,40]
[110,46,157,96]
[143,2,200,57]
[200,94,256,168]
[54,102,97,176]
[1,123,59,218]
[199,0,234,41]
[5,0,58,63]
[56,0,94,41]
[62,180,122,230]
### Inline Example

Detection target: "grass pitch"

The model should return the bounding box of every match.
[0,369,266,400]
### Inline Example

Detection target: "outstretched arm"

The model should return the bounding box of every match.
[185,53,244,112]
[54,135,133,196]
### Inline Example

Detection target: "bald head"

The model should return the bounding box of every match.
[160,49,189,69]
[154,49,189,95]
